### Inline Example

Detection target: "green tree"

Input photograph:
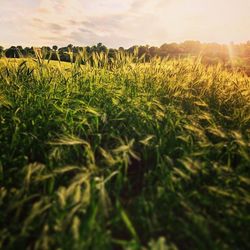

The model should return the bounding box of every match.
[67,44,73,50]
[0,46,4,57]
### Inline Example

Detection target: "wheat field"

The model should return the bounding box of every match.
[0,52,250,249]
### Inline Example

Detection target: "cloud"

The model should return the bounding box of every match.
[1,0,250,47]
[48,23,65,31]
[79,28,93,34]
[27,0,133,46]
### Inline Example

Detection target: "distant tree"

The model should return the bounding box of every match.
[58,46,68,53]
[138,45,149,55]
[52,45,58,51]
[5,46,19,58]
[41,46,51,58]
[67,44,73,50]
[128,45,139,55]
[159,43,182,57]
[91,45,97,52]
[149,46,158,57]
[108,48,116,58]
[85,46,91,54]
[42,46,51,51]
[97,43,103,48]
[181,40,201,54]
[16,46,24,57]
[0,46,4,57]
[23,47,33,57]
[95,43,108,53]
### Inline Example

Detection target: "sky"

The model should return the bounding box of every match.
[0,0,249,48]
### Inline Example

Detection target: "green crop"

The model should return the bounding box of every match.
[0,51,249,250]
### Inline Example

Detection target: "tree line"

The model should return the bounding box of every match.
[1,41,250,75]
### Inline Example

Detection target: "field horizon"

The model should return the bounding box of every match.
[1,40,250,77]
